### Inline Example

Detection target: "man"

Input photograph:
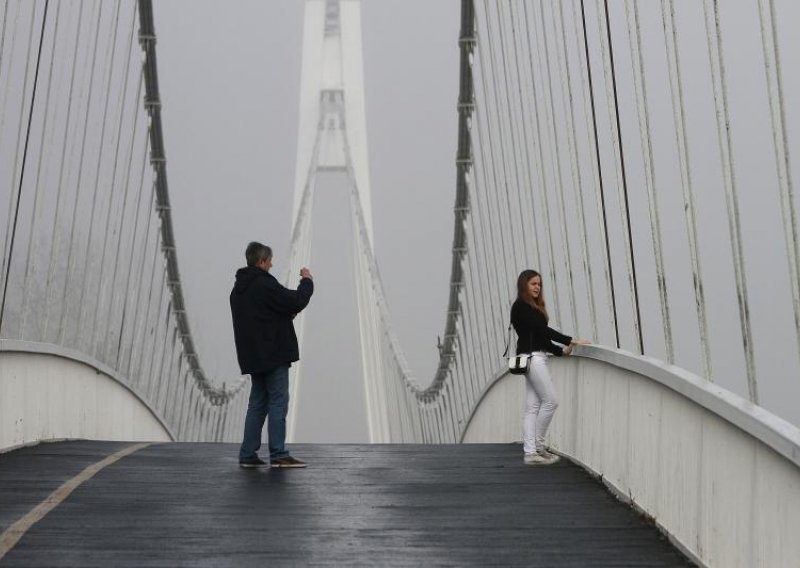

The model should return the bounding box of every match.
[230,241,314,468]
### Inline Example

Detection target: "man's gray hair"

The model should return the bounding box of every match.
[245,242,272,266]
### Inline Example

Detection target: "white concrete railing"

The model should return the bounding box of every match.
[0,340,174,453]
[462,345,800,568]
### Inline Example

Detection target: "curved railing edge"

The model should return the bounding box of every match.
[460,344,800,469]
[577,345,800,468]
[0,338,177,441]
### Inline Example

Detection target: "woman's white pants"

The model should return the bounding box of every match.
[523,353,560,455]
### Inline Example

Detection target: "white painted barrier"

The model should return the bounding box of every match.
[0,340,173,453]
[462,345,800,568]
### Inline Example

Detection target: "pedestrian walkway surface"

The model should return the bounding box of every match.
[0,441,693,566]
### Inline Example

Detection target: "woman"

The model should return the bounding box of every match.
[511,270,589,466]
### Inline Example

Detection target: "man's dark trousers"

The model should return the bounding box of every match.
[239,365,290,461]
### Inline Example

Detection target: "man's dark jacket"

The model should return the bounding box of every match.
[230,266,314,375]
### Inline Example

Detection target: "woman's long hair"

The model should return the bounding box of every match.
[517,269,549,322]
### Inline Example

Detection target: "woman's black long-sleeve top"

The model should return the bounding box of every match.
[510,298,572,356]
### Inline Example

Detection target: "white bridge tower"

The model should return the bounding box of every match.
[286,0,390,442]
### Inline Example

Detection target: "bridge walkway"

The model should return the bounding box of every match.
[0,441,692,566]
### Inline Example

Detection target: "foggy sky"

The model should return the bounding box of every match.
[150,0,800,437]
[153,1,459,441]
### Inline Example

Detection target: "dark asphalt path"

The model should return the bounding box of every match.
[0,442,693,567]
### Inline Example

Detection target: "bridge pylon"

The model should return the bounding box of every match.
[286,0,389,442]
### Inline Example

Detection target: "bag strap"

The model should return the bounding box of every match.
[502,324,513,357]
[503,321,533,358]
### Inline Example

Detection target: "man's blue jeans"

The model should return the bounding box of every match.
[239,365,290,461]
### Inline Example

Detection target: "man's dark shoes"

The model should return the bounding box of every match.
[271,456,307,468]
[239,457,268,468]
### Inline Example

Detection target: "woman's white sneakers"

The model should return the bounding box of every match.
[523,450,560,466]
[539,449,560,463]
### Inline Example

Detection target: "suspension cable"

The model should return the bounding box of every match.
[555,0,598,340]
[533,2,579,331]
[1,1,38,334]
[126,183,161,384]
[0,0,22,155]
[660,0,712,380]
[601,0,643,353]
[522,1,563,322]
[103,67,144,363]
[473,4,511,339]
[20,0,62,339]
[57,0,104,345]
[75,0,122,349]
[0,1,9,80]
[115,128,150,368]
[90,1,138,357]
[0,0,49,335]
[579,0,619,347]
[494,4,530,260]
[508,1,542,270]
[702,0,757,402]
[43,0,86,341]
[624,0,673,362]
[757,0,800,373]
[478,1,516,294]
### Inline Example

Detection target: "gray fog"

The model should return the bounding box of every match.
[154,1,459,441]
[151,0,800,437]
